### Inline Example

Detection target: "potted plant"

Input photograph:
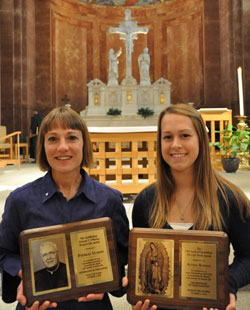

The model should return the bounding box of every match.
[209,124,250,172]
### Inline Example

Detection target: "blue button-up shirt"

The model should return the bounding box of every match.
[0,169,129,309]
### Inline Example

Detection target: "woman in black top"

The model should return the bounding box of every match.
[131,104,250,310]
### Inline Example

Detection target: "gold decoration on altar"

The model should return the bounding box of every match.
[160,94,165,105]
[126,91,133,104]
[94,95,99,106]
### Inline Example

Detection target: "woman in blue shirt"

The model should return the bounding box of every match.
[0,107,129,310]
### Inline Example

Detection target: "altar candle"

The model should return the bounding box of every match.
[237,67,244,116]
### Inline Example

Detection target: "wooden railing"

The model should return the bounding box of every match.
[85,128,157,194]
[85,109,232,194]
[199,108,232,170]
[199,108,232,144]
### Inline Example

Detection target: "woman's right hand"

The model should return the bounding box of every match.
[132,299,157,310]
[16,280,57,310]
[122,276,157,310]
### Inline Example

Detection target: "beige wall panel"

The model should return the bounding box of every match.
[52,13,88,112]
[166,12,203,105]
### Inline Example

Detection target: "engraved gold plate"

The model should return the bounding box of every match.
[70,227,113,287]
[180,241,217,300]
[127,228,229,310]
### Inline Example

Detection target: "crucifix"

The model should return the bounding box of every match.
[61,94,71,107]
[109,9,148,78]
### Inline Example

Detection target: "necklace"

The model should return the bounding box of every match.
[47,262,59,275]
[174,195,194,221]
[179,213,185,221]
[177,207,186,221]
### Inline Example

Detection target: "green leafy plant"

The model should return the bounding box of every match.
[209,124,250,158]
[107,108,122,116]
[137,107,154,119]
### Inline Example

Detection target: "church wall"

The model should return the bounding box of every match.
[50,0,204,111]
[219,0,250,123]
[50,5,90,113]
[1,0,249,135]
[0,1,15,131]
[165,7,203,105]
[0,0,35,136]
[203,0,222,108]
[227,0,245,120]
[26,0,36,128]
[13,1,22,132]
[219,0,232,109]
[243,0,250,121]
[35,0,51,115]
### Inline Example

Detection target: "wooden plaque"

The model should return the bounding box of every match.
[127,228,229,310]
[19,217,121,307]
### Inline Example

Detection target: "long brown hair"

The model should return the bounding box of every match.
[36,107,94,171]
[149,104,250,230]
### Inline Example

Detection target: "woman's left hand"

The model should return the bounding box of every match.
[17,280,57,309]
[202,293,236,310]
[78,293,104,302]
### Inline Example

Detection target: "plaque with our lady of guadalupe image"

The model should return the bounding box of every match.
[127,228,229,310]
[135,238,174,298]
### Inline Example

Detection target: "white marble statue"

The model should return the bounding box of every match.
[83,10,171,123]
[108,48,122,85]
[138,47,151,85]
[109,9,148,78]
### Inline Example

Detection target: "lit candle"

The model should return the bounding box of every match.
[237,67,244,116]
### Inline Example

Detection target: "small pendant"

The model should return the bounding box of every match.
[180,215,185,221]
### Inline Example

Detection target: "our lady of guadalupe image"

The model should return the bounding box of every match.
[138,240,172,296]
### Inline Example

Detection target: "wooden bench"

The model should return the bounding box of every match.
[0,126,21,169]
[15,142,29,163]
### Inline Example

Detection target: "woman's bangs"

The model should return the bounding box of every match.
[44,112,82,133]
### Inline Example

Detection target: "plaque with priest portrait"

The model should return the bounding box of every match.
[19,218,121,307]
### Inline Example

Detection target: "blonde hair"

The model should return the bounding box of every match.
[36,107,94,171]
[149,104,250,230]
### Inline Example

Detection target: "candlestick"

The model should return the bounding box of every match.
[237,67,244,116]
[234,115,248,131]
[234,115,249,170]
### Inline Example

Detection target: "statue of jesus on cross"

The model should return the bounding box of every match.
[109,9,148,79]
